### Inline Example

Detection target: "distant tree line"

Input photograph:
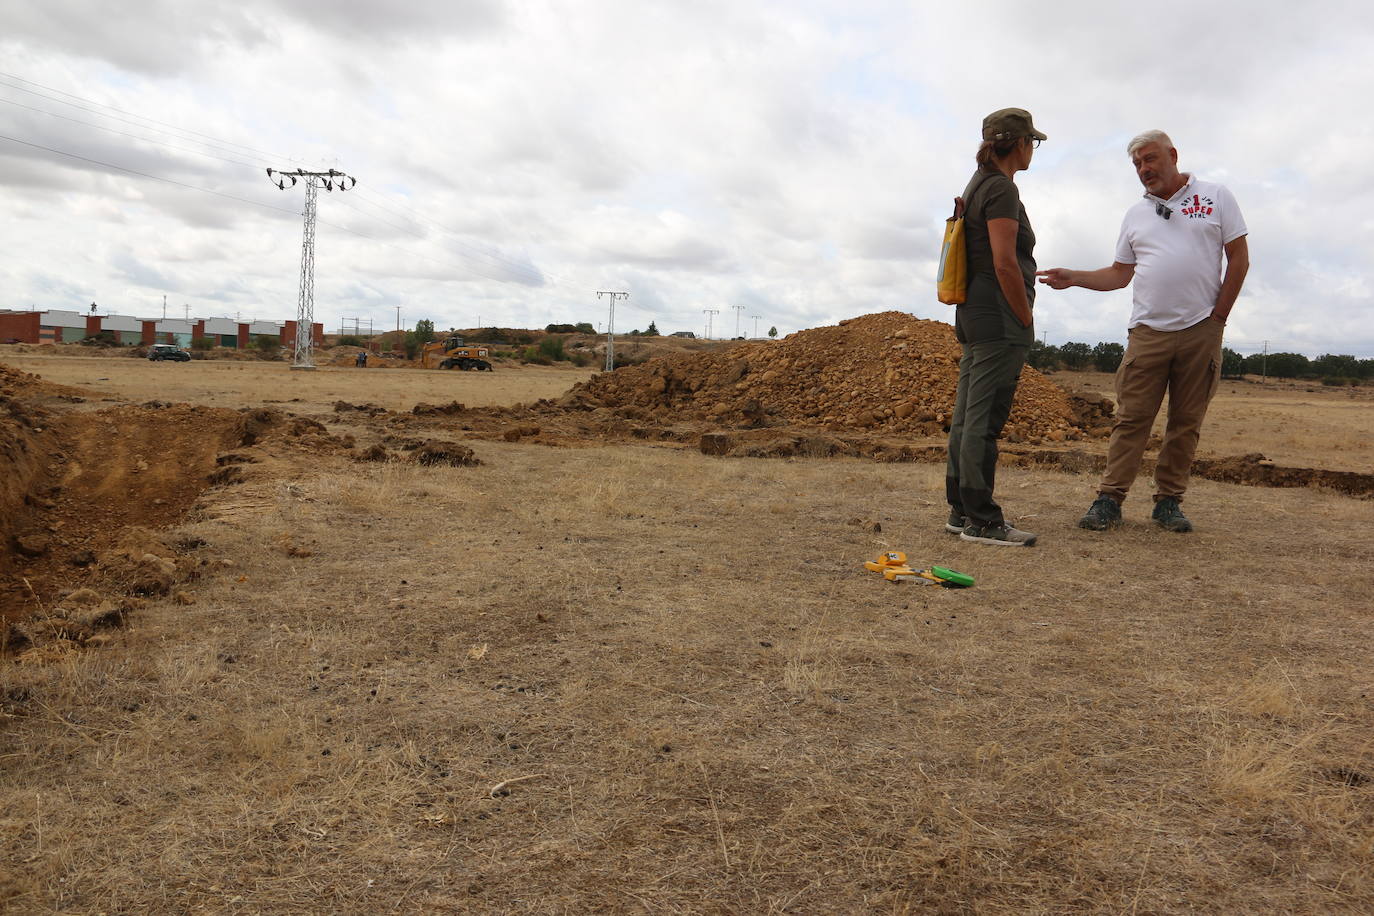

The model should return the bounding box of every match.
[1029,340,1374,384]
[546,321,661,337]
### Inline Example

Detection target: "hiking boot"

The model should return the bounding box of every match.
[1078,495,1123,531]
[945,509,965,534]
[960,522,1038,547]
[1152,497,1193,532]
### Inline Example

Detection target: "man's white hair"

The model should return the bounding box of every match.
[1127,130,1174,155]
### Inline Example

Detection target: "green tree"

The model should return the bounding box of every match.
[1221,347,1244,378]
[1027,339,1060,371]
[575,322,596,334]
[546,323,578,333]
[1242,352,1311,379]
[254,334,281,357]
[403,319,435,359]
[1091,341,1125,372]
[538,336,566,361]
[768,326,778,339]
[645,321,659,336]
[1058,341,1093,370]
[1313,353,1359,378]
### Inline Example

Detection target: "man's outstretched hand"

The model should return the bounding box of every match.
[1036,268,1073,289]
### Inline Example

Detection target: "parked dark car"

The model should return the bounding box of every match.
[147,344,191,362]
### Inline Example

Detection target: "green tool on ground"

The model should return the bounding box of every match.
[863,552,974,587]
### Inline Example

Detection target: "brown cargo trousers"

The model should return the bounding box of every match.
[1099,317,1223,503]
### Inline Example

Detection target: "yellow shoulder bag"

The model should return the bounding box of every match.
[936,173,989,305]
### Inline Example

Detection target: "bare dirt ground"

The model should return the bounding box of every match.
[2,337,1372,914]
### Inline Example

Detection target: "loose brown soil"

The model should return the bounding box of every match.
[568,311,1095,442]
[2,318,1372,914]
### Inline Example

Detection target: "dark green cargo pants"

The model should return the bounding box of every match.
[945,340,1028,528]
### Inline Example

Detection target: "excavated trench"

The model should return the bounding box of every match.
[0,383,248,628]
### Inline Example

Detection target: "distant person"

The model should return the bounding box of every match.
[1037,130,1249,532]
[945,108,1045,547]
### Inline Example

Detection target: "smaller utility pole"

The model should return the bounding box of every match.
[703,308,719,340]
[751,314,760,338]
[731,304,745,339]
[598,290,629,371]
[1262,340,1268,381]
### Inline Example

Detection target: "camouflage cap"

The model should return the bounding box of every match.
[982,108,1047,143]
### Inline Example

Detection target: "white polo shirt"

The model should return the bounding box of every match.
[1114,173,1247,331]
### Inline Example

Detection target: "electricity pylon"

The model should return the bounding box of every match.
[597,290,628,371]
[268,168,357,369]
[703,308,719,340]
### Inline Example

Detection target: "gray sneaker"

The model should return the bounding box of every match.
[945,509,965,534]
[1152,497,1193,532]
[960,522,1038,547]
[1079,495,1123,531]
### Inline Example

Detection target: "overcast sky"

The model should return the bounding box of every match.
[2,0,1371,356]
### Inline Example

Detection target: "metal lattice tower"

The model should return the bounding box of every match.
[732,304,745,339]
[703,308,719,340]
[597,290,628,371]
[267,168,357,370]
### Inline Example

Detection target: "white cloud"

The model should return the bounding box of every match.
[1,0,1372,355]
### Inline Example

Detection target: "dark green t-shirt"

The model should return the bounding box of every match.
[959,167,1035,345]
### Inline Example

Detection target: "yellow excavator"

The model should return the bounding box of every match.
[420,335,493,371]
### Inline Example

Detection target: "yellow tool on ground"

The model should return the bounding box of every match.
[863,551,974,587]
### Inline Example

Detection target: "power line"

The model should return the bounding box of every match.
[2,71,574,290]
[0,132,300,216]
[0,72,676,333]
[0,71,610,318]
[340,191,555,288]
[0,71,294,163]
[0,71,619,304]
[0,130,561,299]
[0,95,263,168]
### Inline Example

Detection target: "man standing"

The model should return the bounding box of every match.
[1037,130,1249,532]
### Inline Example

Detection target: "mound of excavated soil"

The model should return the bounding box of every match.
[560,312,1085,442]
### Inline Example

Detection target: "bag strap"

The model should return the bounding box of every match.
[953,169,993,219]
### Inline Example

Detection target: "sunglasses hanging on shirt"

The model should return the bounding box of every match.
[1154,202,1172,220]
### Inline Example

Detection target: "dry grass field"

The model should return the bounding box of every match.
[2,353,1372,914]
[1060,371,1374,474]
[0,349,596,415]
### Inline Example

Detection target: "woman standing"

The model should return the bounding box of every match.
[945,108,1044,546]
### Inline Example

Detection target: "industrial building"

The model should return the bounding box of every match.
[0,309,323,349]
